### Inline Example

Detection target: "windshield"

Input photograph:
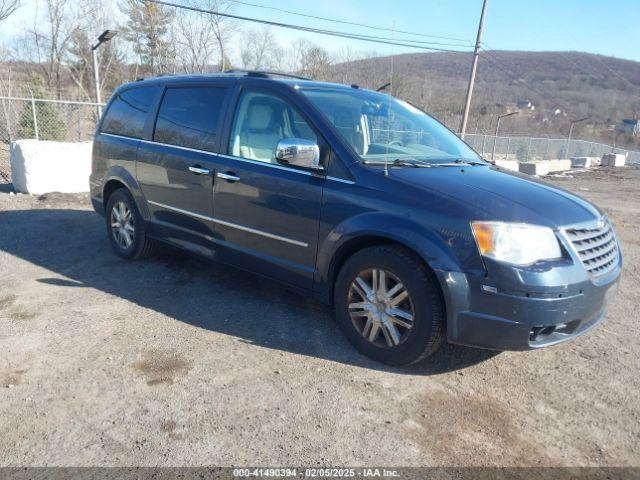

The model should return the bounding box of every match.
[300,86,482,164]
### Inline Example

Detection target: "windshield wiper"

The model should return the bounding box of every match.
[440,158,487,166]
[363,158,432,168]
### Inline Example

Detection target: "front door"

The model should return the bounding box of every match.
[136,84,229,256]
[211,88,324,290]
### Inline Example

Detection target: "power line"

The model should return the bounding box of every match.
[143,0,473,53]
[588,55,640,94]
[482,41,640,98]
[222,0,474,45]
[478,50,574,114]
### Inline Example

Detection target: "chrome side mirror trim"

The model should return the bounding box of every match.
[275,138,322,171]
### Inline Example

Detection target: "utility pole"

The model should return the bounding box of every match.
[459,0,489,140]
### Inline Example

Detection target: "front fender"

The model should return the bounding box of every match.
[103,166,150,220]
[316,212,465,291]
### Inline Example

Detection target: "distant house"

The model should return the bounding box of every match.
[516,100,535,111]
[616,119,640,135]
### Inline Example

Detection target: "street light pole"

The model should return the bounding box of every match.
[565,117,589,159]
[92,30,118,118]
[459,0,489,140]
[491,111,518,161]
[91,47,101,116]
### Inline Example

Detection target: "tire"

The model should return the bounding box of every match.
[105,188,156,260]
[334,245,445,365]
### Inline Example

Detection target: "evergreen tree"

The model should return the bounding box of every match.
[120,0,175,75]
[18,77,67,141]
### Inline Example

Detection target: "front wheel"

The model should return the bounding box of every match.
[105,188,156,260]
[334,245,445,365]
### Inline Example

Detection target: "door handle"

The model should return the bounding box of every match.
[217,172,240,182]
[188,166,210,175]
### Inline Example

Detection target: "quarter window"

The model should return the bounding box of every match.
[229,91,317,164]
[154,86,227,152]
[101,86,156,139]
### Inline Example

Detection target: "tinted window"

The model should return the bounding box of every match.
[101,86,156,138]
[153,86,227,152]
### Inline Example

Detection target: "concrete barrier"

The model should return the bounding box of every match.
[548,159,572,172]
[601,153,626,167]
[519,161,550,176]
[494,159,519,172]
[571,156,593,168]
[10,140,92,195]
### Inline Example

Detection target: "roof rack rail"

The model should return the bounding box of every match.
[223,69,311,81]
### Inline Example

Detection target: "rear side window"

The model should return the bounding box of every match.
[101,86,156,139]
[153,86,227,152]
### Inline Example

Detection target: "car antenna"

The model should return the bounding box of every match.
[376,82,391,92]
[384,22,396,177]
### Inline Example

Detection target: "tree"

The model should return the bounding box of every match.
[18,76,67,141]
[120,0,174,76]
[289,39,333,80]
[27,0,97,98]
[65,0,127,102]
[173,3,217,73]
[198,0,237,71]
[240,28,282,71]
[0,0,19,23]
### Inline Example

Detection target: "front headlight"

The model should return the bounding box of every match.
[471,222,562,266]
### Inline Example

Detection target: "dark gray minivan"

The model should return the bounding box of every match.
[90,71,621,365]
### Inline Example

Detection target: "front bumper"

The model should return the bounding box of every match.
[435,260,621,351]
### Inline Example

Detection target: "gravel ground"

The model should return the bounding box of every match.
[0,167,639,467]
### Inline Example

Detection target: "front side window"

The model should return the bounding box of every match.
[154,86,228,152]
[229,91,317,164]
[300,87,481,164]
[101,86,156,139]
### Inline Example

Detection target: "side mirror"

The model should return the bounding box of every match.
[275,138,323,171]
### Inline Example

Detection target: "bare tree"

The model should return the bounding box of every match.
[240,28,282,71]
[26,0,97,98]
[193,0,237,71]
[286,39,334,80]
[0,0,19,23]
[173,4,217,73]
[65,0,127,101]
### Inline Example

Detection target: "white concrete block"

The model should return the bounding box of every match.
[548,159,572,172]
[494,159,519,172]
[601,153,626,167]
[10,140,92,195]
[571,157,591,168]
[519,161,550,176]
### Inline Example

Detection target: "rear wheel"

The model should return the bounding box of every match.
[334,245,445,365]
[105,188,156,260]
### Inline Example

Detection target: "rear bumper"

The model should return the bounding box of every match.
[435,262,621,351]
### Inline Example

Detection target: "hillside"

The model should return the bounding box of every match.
[331,51,640,146]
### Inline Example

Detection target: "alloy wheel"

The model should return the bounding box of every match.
[348,268,415,348]
[110,200,135,249]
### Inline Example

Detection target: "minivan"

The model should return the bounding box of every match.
[90,71,621,365]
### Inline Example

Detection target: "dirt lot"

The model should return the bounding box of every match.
[0,167,639,467]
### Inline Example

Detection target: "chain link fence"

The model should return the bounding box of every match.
[464,133,640,164]
[1,96,639,185]
[0,141,9,182]
[0,96,104,183]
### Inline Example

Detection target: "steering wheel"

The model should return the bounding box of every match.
[389,140,404,147]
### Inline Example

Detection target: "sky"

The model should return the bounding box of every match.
[2,0,639,61]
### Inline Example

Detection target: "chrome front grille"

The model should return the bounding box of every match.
[565,218,619,277]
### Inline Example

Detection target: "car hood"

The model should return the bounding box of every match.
[387,165,601,227]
